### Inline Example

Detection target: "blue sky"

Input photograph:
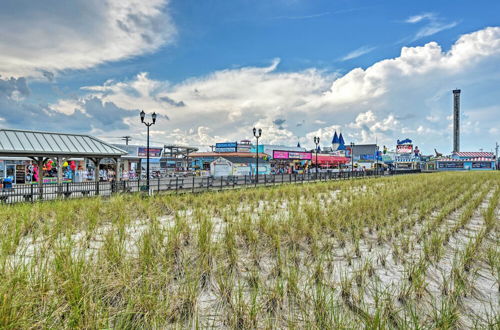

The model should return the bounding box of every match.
[0,0,499,153]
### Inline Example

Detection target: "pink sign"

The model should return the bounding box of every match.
[273,151,289,159]
[273,150,312,160]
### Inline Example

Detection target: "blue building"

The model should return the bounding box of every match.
[434,152,496,171]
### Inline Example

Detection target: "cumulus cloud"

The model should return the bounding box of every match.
[0,0,175,77]
[4,27,500,153]
[0,76,133,132]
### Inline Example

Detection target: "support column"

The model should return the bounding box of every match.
[90,158,101,195]
[115,158,122,181]
[57,157,63,184]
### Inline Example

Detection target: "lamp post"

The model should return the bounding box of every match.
[253,127,262,185]
[140,110,157,191]
[313,136,320,179]
[350,142,355,175]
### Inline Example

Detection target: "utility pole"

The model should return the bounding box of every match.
[122,136,132,145]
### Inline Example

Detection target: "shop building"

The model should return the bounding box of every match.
[430,151,496,171]
[210,156,270,177]
[311,154,350,169]
[434,157,495,171]
[0,128,126,185]
[271,150,312,173]
[112,144,163,179]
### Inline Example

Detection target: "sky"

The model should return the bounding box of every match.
[0,0,499,154]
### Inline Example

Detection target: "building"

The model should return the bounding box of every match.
[191,151,267,171]
[349,144,378,168]
[251,144,306,157]
[431,152,496,171]
[0,128,126,184]
[210,156,270,177]
[112,144,163,178]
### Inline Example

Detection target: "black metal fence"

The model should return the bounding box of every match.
[0,169,422,204]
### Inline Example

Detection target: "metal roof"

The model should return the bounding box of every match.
[0,129,127,157]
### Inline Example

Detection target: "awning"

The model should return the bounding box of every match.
[311,155,350,165]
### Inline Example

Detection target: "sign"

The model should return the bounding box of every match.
[397,138,412,145]
[360,154,375,161]
[438,162,464,169]
[472,162,491,169]
[138,147,162,157]
[216,142,237,148]
[215,147,237,152]
[211,158,233,177]
[233,163,251,176]
[396,144,413,154]
[215,142,238,153]
[273,150,312,160]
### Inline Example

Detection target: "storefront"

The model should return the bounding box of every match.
[311,154,350,168]
[210,157,270,177]
[0,128,126,185]
[434,157,496,171]
[394,155,421,170]
[272,150,312,174]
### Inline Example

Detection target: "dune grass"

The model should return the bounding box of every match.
[0,171,499,328]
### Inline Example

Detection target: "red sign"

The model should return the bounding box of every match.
[396,144,413,154]
[138,147,162,157]
[312,155,350,164]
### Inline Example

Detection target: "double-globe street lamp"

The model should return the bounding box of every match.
[253,127,262,185]
[140,110,157,191]
[313,136,320,178]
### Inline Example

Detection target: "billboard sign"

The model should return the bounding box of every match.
[215,142,238,153]
[216,142,237,148]
[360,154,375,161]
[438,162,464,169]
[396,144,413,154]
[472,162,492,169]
[273,150,312,160]
[215,147,237,152]
[138,147,162,157]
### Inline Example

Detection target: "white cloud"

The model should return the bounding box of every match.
[23,27,500,153]
[404,12,458,41]
[340,46,376,61]
[414,21,458,40]
[0,0,175,78]
[405,13,435,24]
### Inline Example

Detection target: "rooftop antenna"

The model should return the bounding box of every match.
[121,136,132,145]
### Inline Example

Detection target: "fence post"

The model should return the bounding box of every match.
[192,176,195,193]
[176,176,179,192]
[244,175,247,186]
[220,176,223,190]
[158,176,160,192]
